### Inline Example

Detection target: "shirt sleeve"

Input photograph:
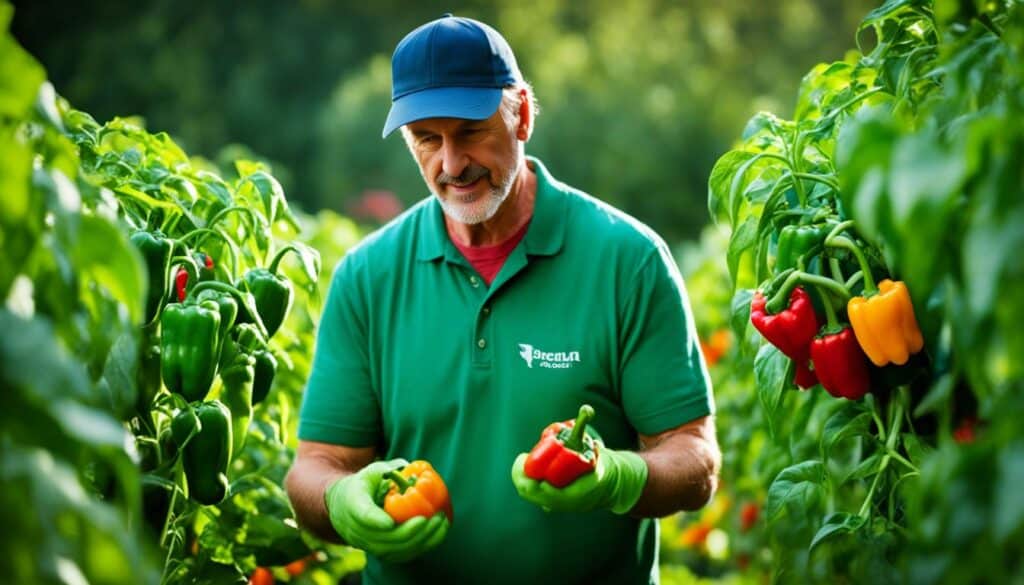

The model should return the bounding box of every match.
[297,256,381,446]
[618,241,714,435]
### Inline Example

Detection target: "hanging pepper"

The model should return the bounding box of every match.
[130,229,173,323]
[175,401,232,506]
[193,251,216,282]
[810,328,871,400]
[523,404,598,488]
[381,460,454,524]
[238,245,300,338]
[195,288,239,353]
[219,353,254,458]
[750,287,820,389]
[808,285,870,400]
[160,298,221,403]
[775,224,828,273]
[227,323,278,405]
[821,224,923,367]
[847,279,924,367]
[174,266,190,302]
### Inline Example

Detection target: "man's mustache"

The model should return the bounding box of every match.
[438,165,489,186]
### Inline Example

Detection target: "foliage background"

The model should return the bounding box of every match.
[11,0,876,242]
[20,1,1017,584]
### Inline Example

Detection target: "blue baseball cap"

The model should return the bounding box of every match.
[382,14,521,138]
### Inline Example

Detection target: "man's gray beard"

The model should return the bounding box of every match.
[433,150,521,225]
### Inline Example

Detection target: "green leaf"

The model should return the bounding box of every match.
[98,331,140,420]
[845,452,884,483]
[727,216,758,287]
[765,460,826,522]
[809,512,866,552]
[821,402,872,461]
[74,214,147,324]
[755,344,790,438]
[287,242,322,287]
[245,170,285,224]
[0,11,46,119]
[995,441,1024,542]
[707,150,753,223]
[729,289,754,343]
[0,131,33,226]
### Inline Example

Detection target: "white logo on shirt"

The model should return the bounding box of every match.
[518,343,580,369]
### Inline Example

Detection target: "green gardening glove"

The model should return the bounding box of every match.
[325,458,450,563]
[511,438,649,514]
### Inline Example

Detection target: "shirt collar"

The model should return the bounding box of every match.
[416,155,566,262]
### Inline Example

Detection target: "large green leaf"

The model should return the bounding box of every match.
[74,214,147,324]
[809,512,867,552]
[765,460,827,522]
[821,401,872,461]
[755,343,791,438]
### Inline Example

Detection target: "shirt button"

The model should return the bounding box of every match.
[469,276,480,287]
[477,338,486,349]
[482,306,491,315]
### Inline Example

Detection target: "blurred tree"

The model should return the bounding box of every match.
[12,0,875,241]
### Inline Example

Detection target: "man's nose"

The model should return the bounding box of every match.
[440,140,468,179]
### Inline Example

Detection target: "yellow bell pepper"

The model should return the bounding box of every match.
[847,279,924,366]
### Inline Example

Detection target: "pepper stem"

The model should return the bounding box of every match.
[564,404,595,452]
[765,270,850,314]
[814,284,841,331]
[824,223,877,294]
[267,244,300,275]
[384,470,414,494]
[207,205,260,232]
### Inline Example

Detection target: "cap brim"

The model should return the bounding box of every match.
[382,86,504,138]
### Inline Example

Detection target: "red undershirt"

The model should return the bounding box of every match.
[448,219,531,285]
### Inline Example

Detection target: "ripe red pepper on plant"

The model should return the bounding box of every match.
[750,286,819,389]
[808,283,871,400]
[523,404,598,488]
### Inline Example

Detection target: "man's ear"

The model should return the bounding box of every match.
[516,88,531,141]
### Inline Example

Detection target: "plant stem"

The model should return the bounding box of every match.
[825,235,877,294]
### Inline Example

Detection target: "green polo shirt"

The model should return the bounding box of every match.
[299,157,713,585]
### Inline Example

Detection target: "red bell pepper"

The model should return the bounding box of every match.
[523,404,598,488]
[808,283,871,400]
[810,327,870,400]
[750,287,820,389]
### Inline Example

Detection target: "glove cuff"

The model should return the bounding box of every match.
[603,449,649,514]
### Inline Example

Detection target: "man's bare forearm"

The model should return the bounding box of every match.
[630,417,721,518]
[285,442,375,543]
[285,456,347,542]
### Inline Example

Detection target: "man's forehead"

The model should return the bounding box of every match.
[406,114,496,134]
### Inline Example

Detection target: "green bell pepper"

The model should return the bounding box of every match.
[775,224,828,273]
[177,401,232,506]
[195,288,238,352]
[233,323,278,405]
[219,353,254,458]
[130,229,173,323]
[238,245,301,338]
[160,298,221,403]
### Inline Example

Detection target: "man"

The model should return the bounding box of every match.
[286,14,721,585]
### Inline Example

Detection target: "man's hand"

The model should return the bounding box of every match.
[511,441,648,514]
[325,458,449,563]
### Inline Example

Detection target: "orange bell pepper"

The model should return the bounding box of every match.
[382,460,453,524]
[847,279,924,366]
